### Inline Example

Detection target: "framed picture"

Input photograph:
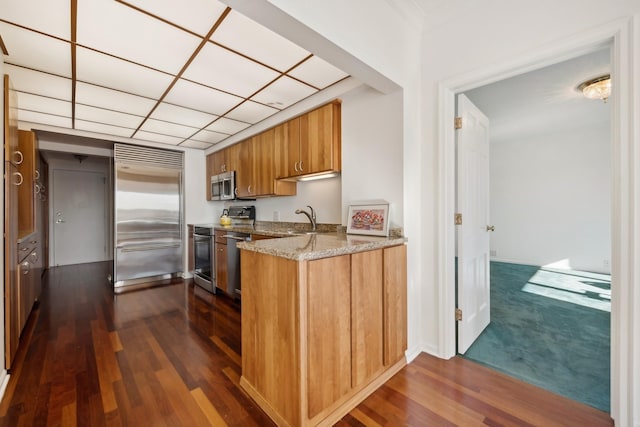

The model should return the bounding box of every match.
[347,202,390,236]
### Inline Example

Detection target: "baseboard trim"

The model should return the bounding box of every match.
[0,370,10,405]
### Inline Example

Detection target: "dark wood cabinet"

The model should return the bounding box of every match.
[17,130,37,239]
[214,230,228,293]
[283,101,341,179]
[4,74,21,368]
[204,102,340,201]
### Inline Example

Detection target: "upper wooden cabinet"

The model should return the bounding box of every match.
[17,130,37,238]
[205,154,214,201]
[284,101,341,179]
[212,149,228,174]
[205,100,340,201]
[235,130,295,198]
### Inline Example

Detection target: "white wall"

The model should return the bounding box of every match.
[224,177,342,224]
[490,124,611,273]
[341,85,404,230]
[420,1,639,424]
[420,0,639,353]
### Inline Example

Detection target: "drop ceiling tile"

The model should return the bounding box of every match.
[205,117,249,134]
[76,0,202,74]
[75,104,144,129]
[18,110,72,128]
[211,10,309,72]
[76,47,174,99]
[0,0,70,39]
[251,76,317,109]
[151,102,217,128]
[164,79,242,116]
[0,22,71,77]
[139,118,199,138]
[225,101,278,124]
[5,65,72,100]
[123,0,228,37]
[180,139,213,150]
[76,82,157,116]
[134,131,184,146]
[183,42,280,98]
[75,120,135,138]
[288,56,349,89]
[17,93,72,117]
[191,129,228,144]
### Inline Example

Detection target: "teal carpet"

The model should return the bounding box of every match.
[462,261,610,412]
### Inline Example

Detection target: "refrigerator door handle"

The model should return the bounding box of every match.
[117,243,181,252]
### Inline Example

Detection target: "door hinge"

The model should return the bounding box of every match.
[455,213,462,225]
[456,308,462,321]
[454,117,462,129]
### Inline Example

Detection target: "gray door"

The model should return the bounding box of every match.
[52,169,107,266]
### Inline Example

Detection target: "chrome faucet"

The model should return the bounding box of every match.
[295,205,317,231]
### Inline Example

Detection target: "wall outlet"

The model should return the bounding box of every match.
[273,210,280,221]
[603,259,610,269]
[490,250,497,257]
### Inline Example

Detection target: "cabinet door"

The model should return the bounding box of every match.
[351,249,384,388]
[205,154,214,200]
[279,117,301,178]
[212,150,227,174]
[17,259,34,334]
[307,255,351,418]
[226,144,239,173]
[235,139,253,198]
[215,242,228,292]
[4,75,21,369]
[383,245,407,365]
[17,130,37,238]
[252,128,274,196]
[299,102,341,176]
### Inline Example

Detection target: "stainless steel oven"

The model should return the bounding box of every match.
[193,225,215,293]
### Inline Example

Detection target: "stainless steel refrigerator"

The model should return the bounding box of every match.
[113,144,183,292]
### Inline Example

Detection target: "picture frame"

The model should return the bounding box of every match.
[346,202,390,237]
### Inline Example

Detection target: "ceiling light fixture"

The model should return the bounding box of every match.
[577,74,611,102]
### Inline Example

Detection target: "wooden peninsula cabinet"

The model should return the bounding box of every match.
[239,236,407,427]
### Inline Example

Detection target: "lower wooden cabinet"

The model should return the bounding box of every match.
[214,230,228,293]
[16,237,41,337]
[240,244,407,426]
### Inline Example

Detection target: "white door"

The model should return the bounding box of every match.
[457,94,492,354]
[52,169,108,266]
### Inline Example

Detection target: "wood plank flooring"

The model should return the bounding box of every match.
[0,262,613,426]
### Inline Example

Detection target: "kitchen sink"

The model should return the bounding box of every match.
[285,230,318,235]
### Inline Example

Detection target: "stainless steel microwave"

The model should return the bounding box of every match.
[211,171,236,201]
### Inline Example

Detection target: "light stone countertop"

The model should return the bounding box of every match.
[237,232,407,261]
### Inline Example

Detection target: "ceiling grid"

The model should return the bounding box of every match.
[0,0,349,149]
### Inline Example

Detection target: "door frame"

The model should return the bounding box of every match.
[436,17,637,424]
[50,167,109,266]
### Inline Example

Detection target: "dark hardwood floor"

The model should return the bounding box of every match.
[0,262,613,426]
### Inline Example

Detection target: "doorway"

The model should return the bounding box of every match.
[453,49,612,411]
[46,152,112,267]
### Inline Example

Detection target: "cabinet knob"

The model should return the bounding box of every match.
[13,150,23,165]
[299,161,303,172]
[13,172,23,186]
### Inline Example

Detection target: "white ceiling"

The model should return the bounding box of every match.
[464,48,611,143]
[0,0,349,150]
